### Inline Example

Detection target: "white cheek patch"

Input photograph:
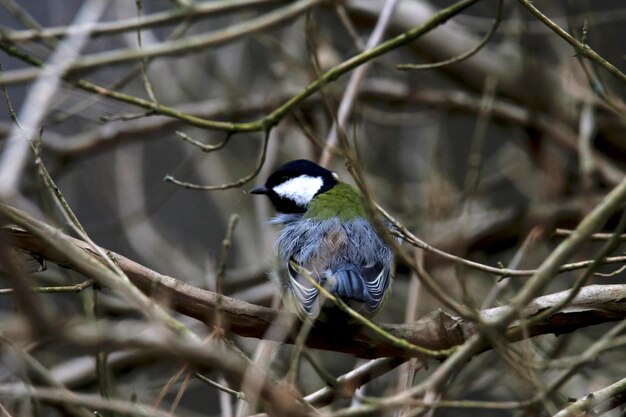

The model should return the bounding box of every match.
[273,175,323,207]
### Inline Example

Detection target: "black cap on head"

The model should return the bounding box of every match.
[251,159,338,213]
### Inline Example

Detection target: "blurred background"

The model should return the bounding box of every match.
[1,0,626,416]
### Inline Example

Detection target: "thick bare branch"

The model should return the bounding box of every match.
[3,210,626,359]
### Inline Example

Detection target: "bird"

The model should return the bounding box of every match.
[250,159,393,321]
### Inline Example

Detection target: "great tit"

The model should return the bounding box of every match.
[251,159,393,320]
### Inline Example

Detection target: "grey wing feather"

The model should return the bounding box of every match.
[331,262,391,313]
[362,263,391,311]
[287,261,320,315]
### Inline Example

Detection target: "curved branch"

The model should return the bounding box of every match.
[164,128,270,190]
[396,0,503,71]
[3,207,626,359]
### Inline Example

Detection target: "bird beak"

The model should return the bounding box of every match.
[249,185,269,195]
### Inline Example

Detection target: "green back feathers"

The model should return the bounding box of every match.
[304,182,366,220]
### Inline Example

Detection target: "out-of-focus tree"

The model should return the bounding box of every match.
[1,0,626,416]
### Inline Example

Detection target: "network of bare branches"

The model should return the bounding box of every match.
[0,0,626,416]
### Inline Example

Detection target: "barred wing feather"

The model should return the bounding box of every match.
[331,263,391,313]
[287,260,319,315]
[361,263,391,312]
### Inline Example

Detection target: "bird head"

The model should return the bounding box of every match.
[250,160,338,213]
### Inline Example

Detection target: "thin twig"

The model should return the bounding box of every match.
[517,0,626,85]
[286,317,314,386]
[165,129,270,190]
[521,211,626,328]
[152,365,188,410]
[0,279,95,295]
[175,130,233,153]
[0,66,19,125]
[333,4,365,51]
[194,372,245,400]
[380,205,626,277]
[301,351,338,389]
[135,0,159,102]
[595,265,626,277]
[305,358,406,406]
[214,214,239,332]
[31,135,129,283]
[168,372,191,416]
[397,0,503,71]
[554,228,626,241]
[1,0,282,43]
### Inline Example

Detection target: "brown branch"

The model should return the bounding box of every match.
[3,207,626,359]
[0,207,307,416]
